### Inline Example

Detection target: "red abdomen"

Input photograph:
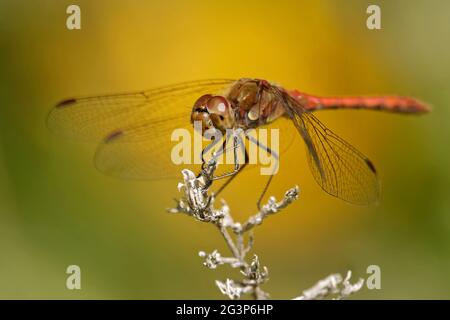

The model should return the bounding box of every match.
[289,90,430,114]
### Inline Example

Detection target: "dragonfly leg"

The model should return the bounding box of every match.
[245,134,279,210]
[212,133,244,180]
[200,129,225,171]
[214,147,249,197]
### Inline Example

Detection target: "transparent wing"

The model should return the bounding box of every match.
[48,79,235,179]
[93,120,196,179]
[287,98,380,205]
[47,79,234,141]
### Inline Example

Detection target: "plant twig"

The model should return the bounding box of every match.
[293,270,364,300]
[169,157,364,300]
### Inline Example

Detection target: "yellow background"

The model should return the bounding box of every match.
[0,0,449,299]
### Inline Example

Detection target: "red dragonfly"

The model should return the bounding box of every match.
[47,78,429,205]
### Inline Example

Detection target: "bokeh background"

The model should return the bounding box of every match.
[1,0,449,299]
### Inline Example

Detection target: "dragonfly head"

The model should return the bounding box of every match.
[191,94,235,135]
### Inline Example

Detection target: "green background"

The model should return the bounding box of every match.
[0,0,449,299]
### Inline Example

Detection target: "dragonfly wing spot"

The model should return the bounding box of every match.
[104,130,124,143]
[56,98,77,108]
[365,158,377,174]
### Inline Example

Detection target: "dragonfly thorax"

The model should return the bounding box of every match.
[226,78,286,129]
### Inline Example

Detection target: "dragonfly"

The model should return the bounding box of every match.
[47,78,430,206]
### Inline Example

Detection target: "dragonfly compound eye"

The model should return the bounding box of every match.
[206,96,235,130]
[191,94,214,131]
[193,94,213,112]
[206,96,229,115]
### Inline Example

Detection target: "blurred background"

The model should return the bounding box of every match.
[0,0,449,299]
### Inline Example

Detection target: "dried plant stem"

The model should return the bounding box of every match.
[169,158,364,300]
[217,225,240,260]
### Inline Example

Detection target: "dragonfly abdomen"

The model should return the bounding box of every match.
[290,91,430,114]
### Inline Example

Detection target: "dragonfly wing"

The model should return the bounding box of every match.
[47,79,234,142]
[287,98,380,205]
[48,79,235,179]
[94,119,197,179]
